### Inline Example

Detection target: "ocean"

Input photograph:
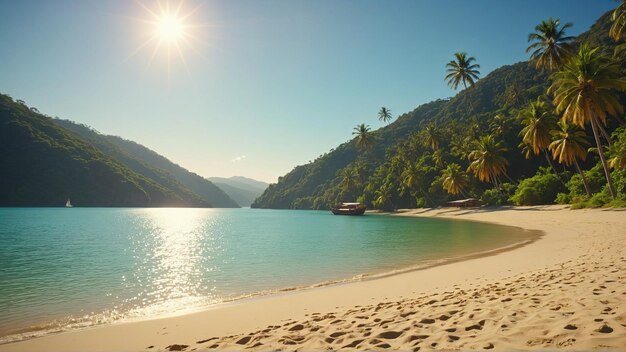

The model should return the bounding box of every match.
[0,207,535,342]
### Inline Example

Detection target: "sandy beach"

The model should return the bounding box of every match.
[1,205,625,351]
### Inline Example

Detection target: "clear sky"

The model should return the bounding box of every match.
[0,0,616,183]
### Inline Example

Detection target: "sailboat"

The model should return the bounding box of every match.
[65,198,73,208]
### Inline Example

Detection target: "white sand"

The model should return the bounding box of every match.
[1,205,625,351]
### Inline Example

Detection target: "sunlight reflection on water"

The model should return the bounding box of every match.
[0,208,536,342]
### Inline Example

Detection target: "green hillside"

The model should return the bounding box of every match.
[0,94,207,207]
[253,11,626,210]
[53,119,239,208]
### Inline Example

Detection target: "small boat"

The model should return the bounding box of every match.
[65,198,73,208]
[331,202,366,215]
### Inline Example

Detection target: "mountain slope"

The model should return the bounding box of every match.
[252,61,548,209]
[208,176,268,207]
[252,12,614,210]
[0,94,208,207]
[53,119,239,208]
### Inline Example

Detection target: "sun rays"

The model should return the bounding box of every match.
[130,0,205,80]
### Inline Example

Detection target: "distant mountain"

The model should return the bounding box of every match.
[0,94,209,207]
[53,119,239,208]
[208,176,268,207]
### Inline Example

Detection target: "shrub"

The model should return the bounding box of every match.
[509,168,565,205]
[555,192,571,204]
[481,183,516,206]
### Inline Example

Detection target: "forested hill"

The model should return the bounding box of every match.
[0,94,207,206]
[53,119,239,208]
[0,95,238,207]
[252,11,620,210]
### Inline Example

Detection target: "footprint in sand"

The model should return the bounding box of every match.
[236,336,252,345]
[330,331,347,338]
[465,323,482,331]
[288,324,304,331]
[376,331,404,339]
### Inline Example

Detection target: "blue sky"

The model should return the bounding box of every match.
[0,0,616,182]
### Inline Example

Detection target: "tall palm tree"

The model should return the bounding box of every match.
[352,124,374,150]
[610,0,626,41]
[518,98,559,170]
[550,44,626,199]
[468,135,510,187]
[423,123,441,151]
[526,17,574,71]
[549,122,591,197]
[440,163,469,197]
[378,107,393,124]
[445,52,480,90]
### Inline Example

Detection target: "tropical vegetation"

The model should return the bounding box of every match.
[252,7,626,210]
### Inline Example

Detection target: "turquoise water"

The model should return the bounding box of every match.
[0,208,534,341]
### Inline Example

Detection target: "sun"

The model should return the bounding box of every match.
[130,0,205,76]
[156,14,184,43]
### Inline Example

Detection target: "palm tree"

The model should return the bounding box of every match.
[352,124,374,150]
[610,0,626,41]
[423,123,441,151]
[432,149,445,168]
[550,44,626,199]
[549,122,591,197]
[468,135,510,187]
[526,17,574,71]
[490,114,512,136]
[339,167,360,194]
[373,183,394,210]
[445,52,480,90]
[440,163,469,197]
[518,98,559,170]
[378,107,393,124]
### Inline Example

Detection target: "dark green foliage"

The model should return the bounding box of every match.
[568,164,606,198]
[0,95,238,207]
[569,165,626,208]
[481,183,516,206]
[509,168,565,205]
[53,119,239,208]
[0,94,197,206]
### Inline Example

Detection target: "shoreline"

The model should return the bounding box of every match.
[1,205,625,351]
[0,214,539,345]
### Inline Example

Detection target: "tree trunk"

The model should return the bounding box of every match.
[590,114,616,199]
[544,149,559,174]
[574,159,592,197]
[503,172,518,185]
[420,187,435,207]
[597,122,612,146]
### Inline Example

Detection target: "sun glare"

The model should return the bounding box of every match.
[157,15,184,42]
[130,0,205,77]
